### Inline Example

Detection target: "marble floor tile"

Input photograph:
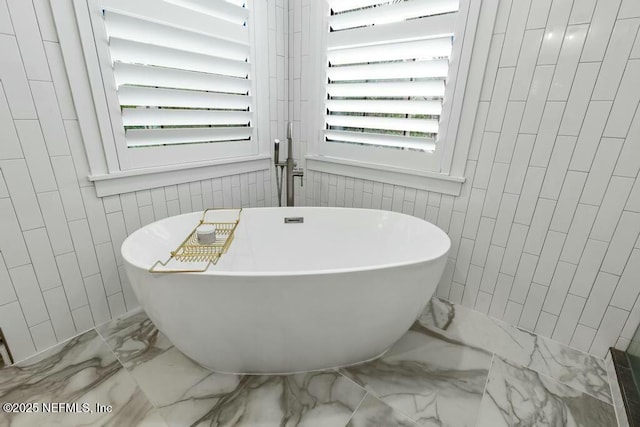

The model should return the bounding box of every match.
[340,328,492,427]
[420,298,612,404]
[346,394,420,427]
[476,356,617,427]
[0,329,155,426]
[97,311,367,426]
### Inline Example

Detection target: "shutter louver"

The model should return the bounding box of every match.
[325,0,459,152]
[101,0,253,148]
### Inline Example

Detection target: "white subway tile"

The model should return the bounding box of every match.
[0,170,6,197]
[504,300,523,324]
[529,102,565,166]
[590,176,635,241]
[590,306,629,357]
[540,136,577,199]
[0,159,44,230]
[63,121,90,187]
[30,320,56,351]
[437,258,455,299]
[524,198,556,254]
[527,0,552,29]
[485,67,515,132]
[549,171,587,233]
[473,133,499,190]
[501,223,529,276]
[510,252,538,304]
[83,274,110,325]
[468,102,490,161]
[449,282,464,305]
[13,120,57,193]
[580,272,619,329]
[5,0,50,80]
[632,31,640,59]
[23,228,61,291]
[548,25,589,101]
[95,242,121,296]
[454,161,477,213]
[51,156,85,221]
[603,60,640,138]
[0,198,30,267]
[581,0,623,62]
[139,204,155,226]
[494,0,513,34]
[537,26,565,65]
[519,282,548,331]
[571,324,597,352]
[622,294,640,339]
[462,265,483,308]
[462,188,486,239]
[519,66,555,133]
[448,211,465,259]
[500,0,532,67]
[0,0,12,34]
[593,19,640,101]
[0,35,36,118]
[471,217,496,267]
[615,111,640,177]
[413,190,428,219]
[513,166,545,225]
[489,273,514,318]
[36,191,73,255]
[504,134,535,194]
[569,0,597,24]
[476,291,493,314]
[610,249,640,310]
[580,138,625,206]
[43,42,76,120]
[558,63,601,136]
[602,213,640,275]
[627,179,640,212]
[437,194,454,233]
[480,245,505,293]
[106,212,127,266]
[482,163,509,219]
[560,203,598,263]
[120,192,142,235]
[552,294,586,344]
[68,219,99,278]
[0,254,16,305]
[0,301,35,361]
[569,102,612,172]
[620,0,640,18]
[492,193,519,247]
[0,83,22,159]
[29,81,70,156]
[79,186,110,245]
[535,311,558,337]
[543,261,577,315]
[107,292,126,318]
[569,239,609,297]
[119,265,138,311]
[9,264,48,326]
[495,102,526,163]
[102,195,121,214]
[42,286,75,341]
[453,238,474,283]
[71,305,94,333]
[510,30,545,101]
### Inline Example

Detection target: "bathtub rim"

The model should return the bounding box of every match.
[121,206,451,277]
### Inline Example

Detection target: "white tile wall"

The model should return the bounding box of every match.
[295,0,640,357]
[0,0,280,362]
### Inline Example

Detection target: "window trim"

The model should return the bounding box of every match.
[305,0,499,195]
[51,0,271,197]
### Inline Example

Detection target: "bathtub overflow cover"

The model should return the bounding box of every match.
[284,217,304,224]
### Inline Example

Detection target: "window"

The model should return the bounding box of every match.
[52,0,270,196]
[306,0,497,195]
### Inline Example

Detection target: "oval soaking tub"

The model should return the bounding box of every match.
[121,207,450,374]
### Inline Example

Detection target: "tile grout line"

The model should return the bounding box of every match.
[341,391,367,427]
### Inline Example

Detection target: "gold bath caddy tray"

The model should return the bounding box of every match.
[149,208,241,273]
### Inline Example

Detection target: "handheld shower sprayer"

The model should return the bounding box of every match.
[273,122,304,206]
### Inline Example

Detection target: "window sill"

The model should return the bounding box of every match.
[305,155,465,196]
[90,155,271,197]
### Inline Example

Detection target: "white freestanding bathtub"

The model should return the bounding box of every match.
[121,207,450,374]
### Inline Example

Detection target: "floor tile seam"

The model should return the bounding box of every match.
[495,353,617,410]
[341,391,368,427]
[334,367,440,427]
[93,327,160,415]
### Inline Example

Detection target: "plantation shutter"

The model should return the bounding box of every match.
[325,0,459,152]
[100,0,253,148]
